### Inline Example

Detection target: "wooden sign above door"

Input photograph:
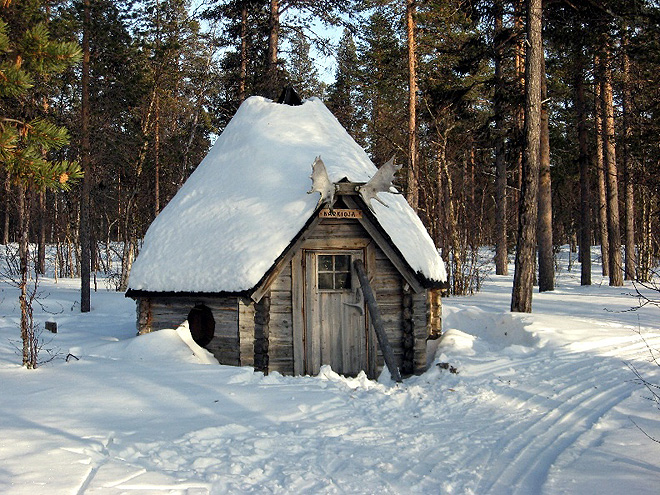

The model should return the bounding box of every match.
[319,208,363,219]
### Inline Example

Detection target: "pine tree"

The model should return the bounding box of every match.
[327,28,361,141]
[286,29,324,98]
[600,32,623,287]
[357,7,406,168]
[416,0,491,294]
[0,2,82,368]
[511,0,543,313]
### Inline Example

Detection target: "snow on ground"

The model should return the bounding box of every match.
[1,248,660,494]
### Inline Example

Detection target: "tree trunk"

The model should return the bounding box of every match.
[594,55,609,277]
[601,38,623,286]
[511,0,542,313]
[575,57,591,285]
[154,89,160,217]
[468,146,476,246]
[239,2,248,102]
[267,0,280,97]
[406,0,419,212]
[119,232,135,292]
[80,0,91,313]
[494,0,508,275]
[154,0,161,217]
[435,148,447,261]
[513,0,525,243]
[18,185,36,368]
[3,172,10,244]
[639,188,652,282]
[37,189,46,275]
[622,28,635,280]
[537,55,553,292]
[19,184,28,366]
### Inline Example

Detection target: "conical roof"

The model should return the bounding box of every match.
[127,96,446,294]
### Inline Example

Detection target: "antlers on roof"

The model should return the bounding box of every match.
[358,157,401,210]
[307,156,335,209]
[308,156,400,212]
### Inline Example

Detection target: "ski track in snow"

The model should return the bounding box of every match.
[473,359,629,494]
[456,331,660,495]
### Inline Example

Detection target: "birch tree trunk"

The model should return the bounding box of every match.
[18,185,36,368]
[512,0,542,313]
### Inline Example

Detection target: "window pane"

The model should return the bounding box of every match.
[335,272,351,290]
[334,255,350,272]
[318,255,333,272]
[318,272,334,290]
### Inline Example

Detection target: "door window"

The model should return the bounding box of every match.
[317,254,352,291]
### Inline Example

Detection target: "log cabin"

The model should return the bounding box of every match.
[126,90,446,379]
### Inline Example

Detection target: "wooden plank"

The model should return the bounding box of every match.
[253,293,270,373]
[301,238,370,250]
[269,315,292,335]
[365,243,378,377]
[270,264,292,291]
[308,219,368,238]
[319,208,362,219]
[305,251,320,374]
[269,290,293,311]
[292,253,305,376]
[238,298,255,367]
[137,298,152,334]
[334,181,363,195]
[269,309,294,374]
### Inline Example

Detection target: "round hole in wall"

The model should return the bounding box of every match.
[187,304,215,348]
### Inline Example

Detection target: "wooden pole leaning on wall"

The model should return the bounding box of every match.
[353,259,402,383]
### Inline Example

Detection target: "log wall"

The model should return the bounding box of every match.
[370,245,406,374]
[136,295,240,365]
[268,264,295,374]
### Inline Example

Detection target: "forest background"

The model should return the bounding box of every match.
[1,0,659,324]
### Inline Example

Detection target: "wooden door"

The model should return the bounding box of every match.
[304,250,370,377]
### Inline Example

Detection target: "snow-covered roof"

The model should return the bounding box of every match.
[127,96,446,294]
